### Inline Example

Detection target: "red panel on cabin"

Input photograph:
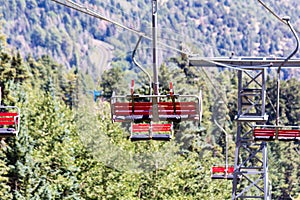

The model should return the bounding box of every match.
[113,101,200,122]
[0,112,18,126]
[113,102,152,116]
[114,110,151,115]
[227,167,234,173]
[158,102,197,106]
[212,166,234,174]
[132,124,172,133]
[152,124,172,132]
[254,129,300,138]
[278,130,300,137]
[114,102,152,109]
[158,102,198,115]
[113,102,199,116]
[0,121,15,125]
[253,129,276,137]
[212,166,226,173]
[158,110,197,115]
[158,102,197,109]
[0,112,18,116]
[132,124,150,133]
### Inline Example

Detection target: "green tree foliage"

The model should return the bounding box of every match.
[1,1,300,199]
[0,38,298,200]
[100,66,126,95]
[0,149,12,199]
[2,0,300,80]
[6,91,84,199]
[0,37,236,199]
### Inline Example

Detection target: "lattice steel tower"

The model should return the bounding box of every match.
[232,66,270,199]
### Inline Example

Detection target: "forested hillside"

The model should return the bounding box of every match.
[0,0,300,199]
[2,0,300,78]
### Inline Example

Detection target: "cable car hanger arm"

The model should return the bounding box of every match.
[132,35,152,95]
[276,17,299,126]
[277,17,299,73]
[214,119,229,170]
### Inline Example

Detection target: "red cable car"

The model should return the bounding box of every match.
[0,89,20,137]
[111,80,202,141]
[253,125,300,141]
[211,165,234,179]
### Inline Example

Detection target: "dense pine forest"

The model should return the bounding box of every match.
[0,0,300,199]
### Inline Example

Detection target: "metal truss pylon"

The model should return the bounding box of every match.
[232,68,271,199]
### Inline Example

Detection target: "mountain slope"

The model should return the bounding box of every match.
[1,0,300,78]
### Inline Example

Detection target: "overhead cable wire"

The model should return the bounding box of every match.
[155,27,234,56]
[257,0,300,35]
[257,0,287,25]
[51,0,254,72]
[51,0,196,56]
[52,0,142,35]
[53,0,272,129]
[197,67,228,104]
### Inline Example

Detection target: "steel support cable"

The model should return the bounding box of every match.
[265,94,277,119]
[197,67,227,104]
[197,67,236,132]
[196,66,250,129]
[52,0,141,35]
[276,18,299,73]
[257,0,287,25]
[51,0,259,73]
[51,0,195,56]
[198,64,246,139]
[53,0,283,124]
[257,0,300,34]
[158,31,233,56]
[295,147,300,156]
[198,59,251,72]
